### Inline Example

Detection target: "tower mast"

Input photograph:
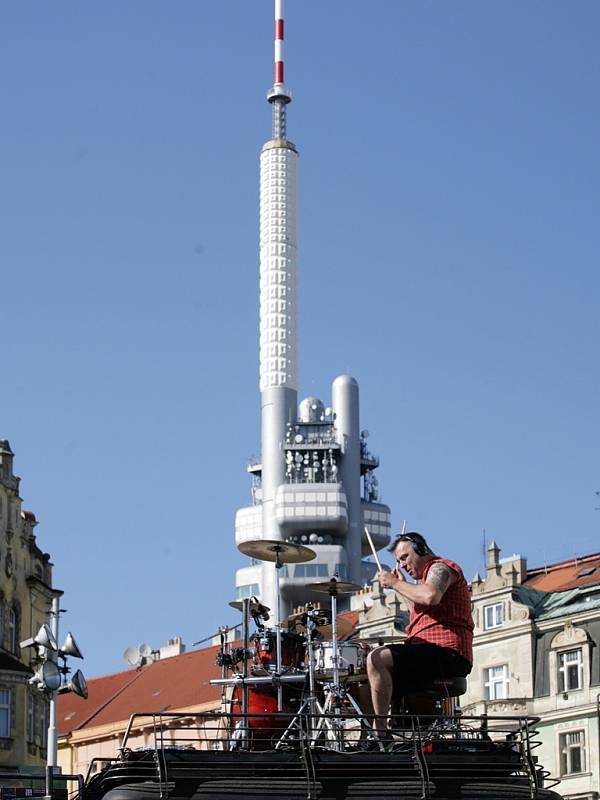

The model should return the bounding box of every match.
[234,1,392,617]
[259,0,299,615]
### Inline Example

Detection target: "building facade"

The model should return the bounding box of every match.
[466,543,600,800]
[0,439,57,777]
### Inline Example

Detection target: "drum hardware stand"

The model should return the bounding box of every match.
[308,580,368,751]
[276,594,369,752]
[229,597,252,750]
[273,547,284,711]
[275,606,323,749]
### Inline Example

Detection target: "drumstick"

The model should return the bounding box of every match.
[364,526,382,572]
[401,519,407,535]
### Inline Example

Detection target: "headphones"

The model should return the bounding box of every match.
[393,532,431,557]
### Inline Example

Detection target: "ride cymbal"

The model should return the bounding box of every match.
[238,539,316,564]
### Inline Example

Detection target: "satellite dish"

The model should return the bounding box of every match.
[361,430,370,439]
[123,646,141,666]
[139,643,153,659]
[294,433,304,443]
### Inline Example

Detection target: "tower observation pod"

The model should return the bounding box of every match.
[234,1,392,617]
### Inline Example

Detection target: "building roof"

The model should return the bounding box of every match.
[524,551,600,592]
[58,643,223,737]
[338,609,359,637]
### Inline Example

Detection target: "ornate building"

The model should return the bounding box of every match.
[0,439,57,777]
[467,543,600,800]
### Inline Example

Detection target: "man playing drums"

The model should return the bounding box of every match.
[366,532,473,739]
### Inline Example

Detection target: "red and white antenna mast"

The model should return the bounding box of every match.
[267,0,292,139]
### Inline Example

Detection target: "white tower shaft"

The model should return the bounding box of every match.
[259,142,298,392]
[258,0,298,615]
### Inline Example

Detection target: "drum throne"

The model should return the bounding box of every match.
[391,675,468,729]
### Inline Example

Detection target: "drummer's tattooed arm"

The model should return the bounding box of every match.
[426,563,456,600]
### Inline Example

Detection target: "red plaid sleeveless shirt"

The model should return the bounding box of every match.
[405,557,473,664]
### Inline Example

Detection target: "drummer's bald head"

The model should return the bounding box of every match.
[388,532,434,558]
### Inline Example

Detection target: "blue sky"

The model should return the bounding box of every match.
[1,1,598,678]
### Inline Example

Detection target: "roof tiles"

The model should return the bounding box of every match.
[58,644,223,736]
[524,552,600,592]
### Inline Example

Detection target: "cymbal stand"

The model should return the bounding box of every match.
[310,583,369,751]
[275,606,323,749]
[274,547,284,711]
[230,598,251,750]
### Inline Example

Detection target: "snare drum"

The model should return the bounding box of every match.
[251,629,305,674]
[312,641,367,679]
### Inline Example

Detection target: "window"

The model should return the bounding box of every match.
[0,688,10,737]
[558,649,583,692]
[559,730,586,775]
[483,603,503,629]
[235,583,260,599]
[293,563,329,579]
[483,664,509,700]
[27,693,36,742]
[334,564,348,579]
[7,606,18,652]
[39,700,49,749]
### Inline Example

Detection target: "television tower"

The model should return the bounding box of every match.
[235,1,392,617]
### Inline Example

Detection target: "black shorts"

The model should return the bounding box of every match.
[387,642,471,693]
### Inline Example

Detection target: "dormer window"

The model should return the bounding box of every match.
[483,602,503,630]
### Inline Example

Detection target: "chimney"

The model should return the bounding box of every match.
[158,637,186,660]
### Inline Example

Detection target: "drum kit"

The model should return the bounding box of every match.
[209,539,372,751]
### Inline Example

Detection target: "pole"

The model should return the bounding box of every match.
[275,552,283,711]
[45,595,60,800]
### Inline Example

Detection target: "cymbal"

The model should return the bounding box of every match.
[228,598,271,615]
[238,539,316,564]
[286,608,332,628]
[286,611,355,640]
[305,578,362,595]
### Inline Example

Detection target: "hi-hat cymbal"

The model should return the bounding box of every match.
[286,607,332,628]
[238,539,316,564]
[228,598,271,615]
[305,578,362,595]
[286,610,354,640]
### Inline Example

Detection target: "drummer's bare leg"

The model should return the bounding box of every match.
[366,647,395,737]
